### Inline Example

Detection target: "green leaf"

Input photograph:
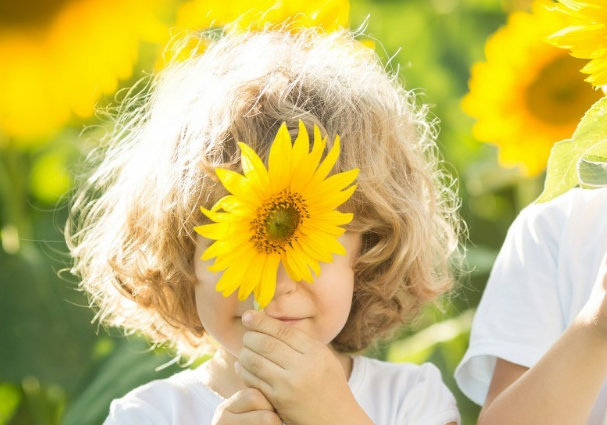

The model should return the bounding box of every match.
[0,383,21,425]
[538,96,607,203]
[578,154,607,188]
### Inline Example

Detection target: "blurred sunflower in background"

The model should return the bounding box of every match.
[548,0,607,87]
[176,0,348,31]
[463,0,602,176]
[0,0,167,143]
[159,0,349,67]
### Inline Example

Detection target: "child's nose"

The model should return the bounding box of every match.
[274,262,297,298]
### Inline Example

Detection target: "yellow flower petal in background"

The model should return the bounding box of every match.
[195,122,358,308]
[0,0,167,143]
[158,0,349,69]
[176,0,349,33]
[548,0,607,86]
[463,0,602,176]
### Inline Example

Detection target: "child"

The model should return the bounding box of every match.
[68,27,462,425]
[455,187,607,425]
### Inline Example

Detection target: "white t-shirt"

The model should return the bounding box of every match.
[105,355,460,425]
[455,187,607,425]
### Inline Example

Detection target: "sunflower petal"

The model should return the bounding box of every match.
[291,240,321,277]
[194,222,231,240]
[255,254,281,308]
[202,233,251,260]
[307,168,359,198]
[309,134,341,185]
[307,184,358,213]
[212,195,254,217]
[298,236,334,263]
[237,142,270,198]
[268,123,293,191]
[282,248,313,283]
[238,254,264,301]
[216,249,256,295]
[291,120,310,170]
[311,210,355,226]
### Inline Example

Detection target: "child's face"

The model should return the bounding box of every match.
[193,232,361,357]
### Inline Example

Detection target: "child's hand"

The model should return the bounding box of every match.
[211,388,281,425]
[236,310,374,425]
[578,251,607,339]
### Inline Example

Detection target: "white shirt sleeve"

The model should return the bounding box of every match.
[454,190,573,405]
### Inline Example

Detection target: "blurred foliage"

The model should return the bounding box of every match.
[0,1,551,425]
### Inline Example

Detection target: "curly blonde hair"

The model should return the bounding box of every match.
[67,28,462,360]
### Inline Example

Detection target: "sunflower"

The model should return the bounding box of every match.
[463,0,602,176]
[176,0,348,33]
[0,0,167,143]
[548,0,607,87]
[158,0,349,67]
[195,122,358,308]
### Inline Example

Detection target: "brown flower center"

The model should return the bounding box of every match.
[0,0,78,29]
[526,53,602,125]
[251,190,309,254]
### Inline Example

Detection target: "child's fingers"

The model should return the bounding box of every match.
[214,388,281,425]
[237,347,284,387]
[235,356,275,397]
[242,330,298,369]
[223,388,274,414]
[241,310,308,353]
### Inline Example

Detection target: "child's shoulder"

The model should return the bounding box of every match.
[104,368,221,425]
[509,187,607,243]
[351,355,447,390]
[523,186,607,221]
[350,356,460,424]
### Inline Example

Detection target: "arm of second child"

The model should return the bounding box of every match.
[478,254,607,425]
[235,310,375,425]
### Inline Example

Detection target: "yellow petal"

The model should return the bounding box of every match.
[309,134,341,185]
[297,236,334,263]
[254,254,281,308]
[194,222,231,240]
[202,232,251,260]
[291,240,321,277]
[291,120,310,170]
[300,221,347,237]
[199,206,240,223]
[238,254,264,301]
[306,231,347,257]
[310,210,354,226]
[216,168,262,205]
[307,184,358,213]
[237,142,270,197]
[207,241,255,272]
[212,195,255,217]
[216,249,256,295]
[268,123,293,191]
[305,168,359,198]
[282,248,313,283]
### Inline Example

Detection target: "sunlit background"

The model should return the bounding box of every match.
[0,0,599,424]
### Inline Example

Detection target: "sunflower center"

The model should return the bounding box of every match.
[526,53,602,125]
[251,190,309,254]
[0,0,77,28]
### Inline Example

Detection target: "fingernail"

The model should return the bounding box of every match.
[242,311,253,324]
[234,361,240,373]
